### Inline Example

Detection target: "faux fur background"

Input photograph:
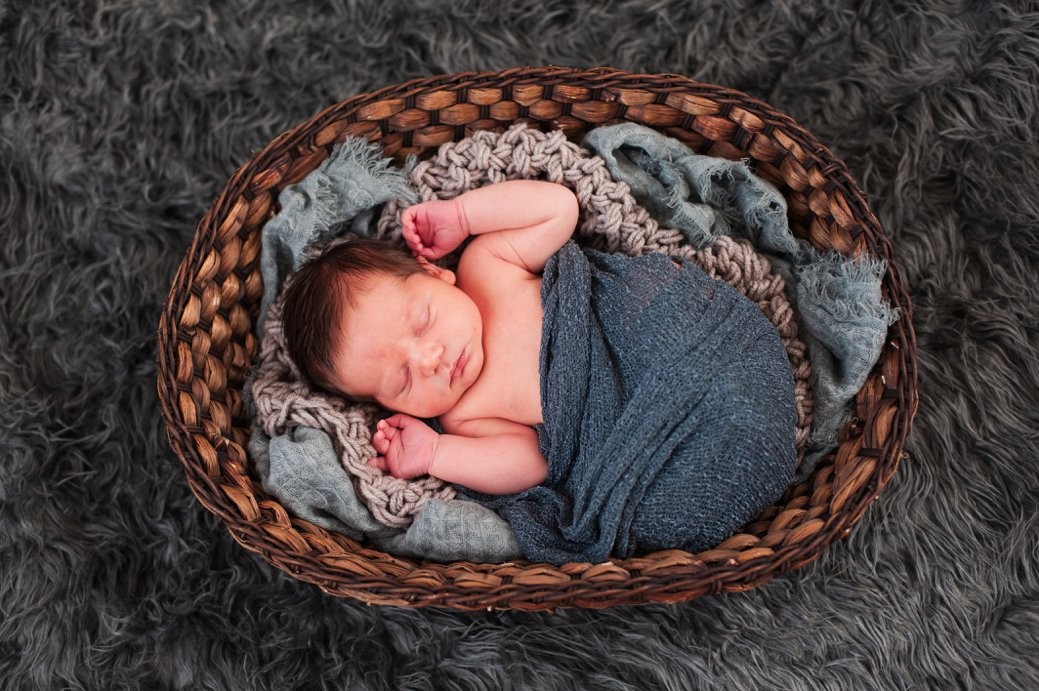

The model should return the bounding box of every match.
[2,1,1038,689]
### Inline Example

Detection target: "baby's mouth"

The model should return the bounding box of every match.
[450,349,467,385]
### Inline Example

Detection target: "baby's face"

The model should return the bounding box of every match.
[329,265,484,418]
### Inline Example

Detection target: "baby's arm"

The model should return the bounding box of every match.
[371,414,547,495]
[431,417,547,494]
[402,180,579,275]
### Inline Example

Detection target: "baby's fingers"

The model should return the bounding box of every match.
[401,206,417,232]
[368,455,388,471]
[402,225,424,252]
[382,413,413,430]
[401,208,428,246]
[372,428,388,454]
[373,418,400,451]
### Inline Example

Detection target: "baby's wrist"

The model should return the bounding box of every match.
[426,433,443,477]
[452,198,472,237]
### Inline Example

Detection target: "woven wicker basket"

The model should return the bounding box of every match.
[157,67,918,611]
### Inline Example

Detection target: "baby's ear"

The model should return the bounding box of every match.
[417,258,456,285]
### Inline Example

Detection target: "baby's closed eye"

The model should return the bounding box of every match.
[417,305,431,334]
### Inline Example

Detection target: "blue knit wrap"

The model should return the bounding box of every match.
[483,241,797,564]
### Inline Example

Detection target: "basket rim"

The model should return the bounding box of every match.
[156,66,919,611]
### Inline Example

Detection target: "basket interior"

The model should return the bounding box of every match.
[157,67,917,611]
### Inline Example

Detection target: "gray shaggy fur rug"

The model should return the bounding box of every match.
[2,1,1038,688]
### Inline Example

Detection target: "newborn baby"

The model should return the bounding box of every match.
[284,180,576,494]
[283,179,796,562]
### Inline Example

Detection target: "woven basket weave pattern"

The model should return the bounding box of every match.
[157,67,917,611]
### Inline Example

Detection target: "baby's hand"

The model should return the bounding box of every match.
[401,199,470,260]
[370,414,439,480]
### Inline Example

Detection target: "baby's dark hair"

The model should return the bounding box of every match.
[281,238,424,393]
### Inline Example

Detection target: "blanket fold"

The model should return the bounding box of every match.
[481,242,798,564]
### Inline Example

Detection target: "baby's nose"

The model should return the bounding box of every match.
[412,340,444,376]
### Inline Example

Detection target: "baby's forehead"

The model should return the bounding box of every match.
[331,277,406,386]
[336,270,416,323]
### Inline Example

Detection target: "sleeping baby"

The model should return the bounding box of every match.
[282,180,797,564]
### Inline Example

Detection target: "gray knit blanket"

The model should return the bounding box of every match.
[471,242,797,564]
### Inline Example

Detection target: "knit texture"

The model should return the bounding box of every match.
[472,241,798,563]
[582,123,897,477]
